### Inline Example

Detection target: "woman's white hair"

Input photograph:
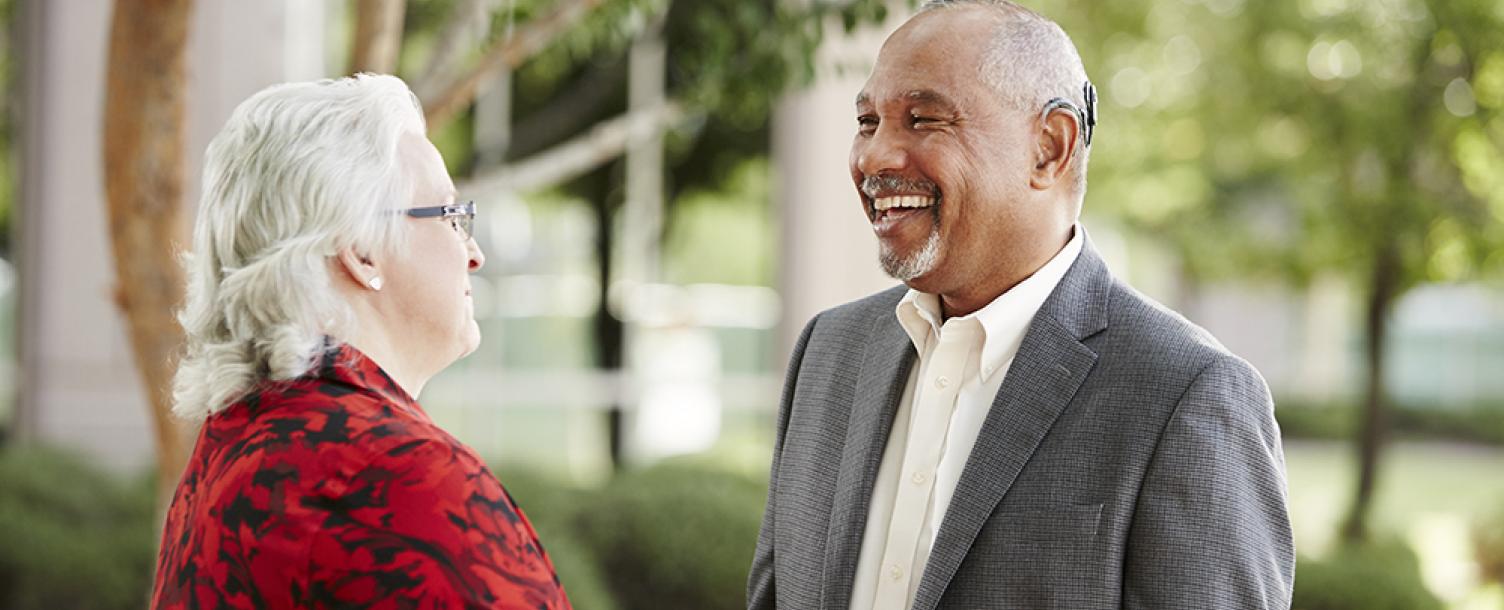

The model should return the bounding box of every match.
[174,73,425,420]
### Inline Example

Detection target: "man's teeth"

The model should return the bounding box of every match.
[873,196,936,211]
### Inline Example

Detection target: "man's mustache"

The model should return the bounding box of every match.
[861,174,940,199]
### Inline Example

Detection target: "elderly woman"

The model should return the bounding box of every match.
[151,75,571,609]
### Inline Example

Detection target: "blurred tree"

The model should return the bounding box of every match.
[93,0,898,512]
[376,0,894,468]
[411,0,610,130]
[350,0,408,74]
[0,0,13,259]
[101,0,195,512]
[1053,0,1504,542]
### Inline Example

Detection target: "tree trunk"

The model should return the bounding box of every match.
[1341,241,1402,543]
[102,0,196,511]
[587,163,627,471]
[349,0,407,75]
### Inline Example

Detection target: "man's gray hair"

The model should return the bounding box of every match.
[173,74,424,420]
[921,0,1093,196]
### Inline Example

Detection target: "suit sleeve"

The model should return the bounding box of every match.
[304,438,571,610]
[747,314,819,610]
[1122,354,1295,610]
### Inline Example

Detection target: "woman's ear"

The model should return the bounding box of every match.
[335,248,383,291]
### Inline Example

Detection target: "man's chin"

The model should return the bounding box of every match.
[898,273,945,294]
[878,234,942,283]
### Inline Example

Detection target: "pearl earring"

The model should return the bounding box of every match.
[368,276,384,291]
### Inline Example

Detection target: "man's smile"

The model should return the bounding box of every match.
[870,195,940,237]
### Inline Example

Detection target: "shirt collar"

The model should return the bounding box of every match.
[308,337,426,417]
[894,224,1085,382]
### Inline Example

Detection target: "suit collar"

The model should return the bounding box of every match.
[818,235,1115,610]
[1040,228,1112,342]
[912,235,1113,610]
[893,225,1086,384]
[821,299,915,610]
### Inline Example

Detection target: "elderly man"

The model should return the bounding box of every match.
[747,2,1294,609]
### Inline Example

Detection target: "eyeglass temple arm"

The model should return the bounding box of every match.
[404,201,475,218]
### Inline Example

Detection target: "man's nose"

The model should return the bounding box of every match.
[856,125,910,177]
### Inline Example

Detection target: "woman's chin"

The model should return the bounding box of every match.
[457,322,482,358]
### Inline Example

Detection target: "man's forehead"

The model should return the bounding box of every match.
[855,88,959,108]
[857,14,999,102]
[883,6,1002,57]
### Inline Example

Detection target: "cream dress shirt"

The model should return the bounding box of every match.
[848,226,1084,610]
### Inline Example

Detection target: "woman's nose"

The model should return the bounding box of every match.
[467,237,486,272]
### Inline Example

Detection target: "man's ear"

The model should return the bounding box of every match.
[1029,110,1080,191]
[335,247,382,291]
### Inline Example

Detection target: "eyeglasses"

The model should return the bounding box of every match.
[1041,81,1098,148]
[404,200,476,239]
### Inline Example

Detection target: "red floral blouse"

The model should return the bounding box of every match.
[151,343,571,609]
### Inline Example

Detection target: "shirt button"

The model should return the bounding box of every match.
[888,564,904,581]
[911,471,929,485]
[935,376,950,389]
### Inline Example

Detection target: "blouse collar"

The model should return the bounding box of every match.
[306,337,426,417]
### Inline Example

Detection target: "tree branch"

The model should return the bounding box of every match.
[349,0,408,74]
[421,0,606,131]
[506,56,626,159]
[411,0,497,100]
[459,101,688,195]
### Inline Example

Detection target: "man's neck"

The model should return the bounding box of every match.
[936,224,1075,320]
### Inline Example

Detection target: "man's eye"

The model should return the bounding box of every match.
[856,116,878,130]
[912,115,938,125]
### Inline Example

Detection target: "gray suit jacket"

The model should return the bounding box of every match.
[747,240,1294,610]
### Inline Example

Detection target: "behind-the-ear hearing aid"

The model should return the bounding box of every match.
[1042,80,1098,148]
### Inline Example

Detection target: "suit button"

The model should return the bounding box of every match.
[911,471,929,485]
[888,564,903,581]
[935,376,950,389]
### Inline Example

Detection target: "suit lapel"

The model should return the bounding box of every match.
[822,311,916,610]
[910,242,1113,610]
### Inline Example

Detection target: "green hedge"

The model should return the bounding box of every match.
[1273,402,1355,441]
[1292,540,1442,610]
[9,443,1459,610]
[0,444,766,610]
[571,458,766,610]
[0,445,156,610]
[491,467,619,610]
[492,458,769,610]
[1276,400,1504,446]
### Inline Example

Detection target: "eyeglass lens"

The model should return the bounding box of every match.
[450,214,473,238]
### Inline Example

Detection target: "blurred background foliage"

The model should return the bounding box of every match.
[1293,539,1446,610]
[0,446,156,610]
[4,0,1504,608]
[1055,0,1504,542]
[3,443,1501,608]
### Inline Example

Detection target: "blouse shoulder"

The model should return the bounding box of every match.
[292,401,571,609]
